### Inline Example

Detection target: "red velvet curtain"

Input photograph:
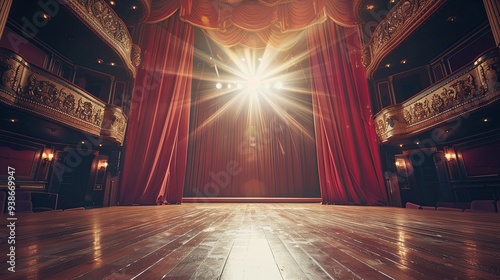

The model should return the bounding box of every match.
[307,20,388,205]
[147,0,359,49]
[118,14,193,205]
[119,0,387,204]
[183,66,320,198]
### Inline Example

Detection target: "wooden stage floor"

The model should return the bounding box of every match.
[1,203,500,279]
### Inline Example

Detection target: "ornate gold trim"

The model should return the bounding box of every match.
[64,0,139,78]
[0,48,127,145]
[362,0,447,79]
[374,50,500,143]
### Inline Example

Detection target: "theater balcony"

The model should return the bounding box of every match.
[7,0,141,78]
[0,0,147,209]
[358,0,500,208]
[373,49,500,143]
[0,48,127,145]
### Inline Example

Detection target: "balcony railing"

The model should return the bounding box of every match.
[64,0,141,77]
[0,48,127,145]
[362,0,447,78]
[373,49,500,143]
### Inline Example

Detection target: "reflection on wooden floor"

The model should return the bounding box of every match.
[1,203,499,279]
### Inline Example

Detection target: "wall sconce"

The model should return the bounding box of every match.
[444,150,457,162]
[98,160,108,171]
[444,149,456,162]
[42,151,54,166]
[395,158,406,169]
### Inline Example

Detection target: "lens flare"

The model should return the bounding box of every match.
[191,44,315,142]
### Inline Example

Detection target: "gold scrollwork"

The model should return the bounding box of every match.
[374,50,500,142]
[66,0,136,77]
[0,49,127,145]
[364,0,445,78]
[132,44,141,68]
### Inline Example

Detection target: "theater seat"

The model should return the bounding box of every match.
[464,200,497,213]
[405,202,421,209]
[421,206,436,210]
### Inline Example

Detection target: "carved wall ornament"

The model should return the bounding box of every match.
[483,64,499,91]
[373,50,500,142]
[132,44,142,68]
[0,48,127,145]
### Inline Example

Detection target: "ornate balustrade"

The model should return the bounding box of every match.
[64,0,141,77]
[362,0,447,78]
[0,48,127,145]
[374,49,500,143]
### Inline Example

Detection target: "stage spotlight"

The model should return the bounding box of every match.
[227,84,232,89]
[216,82,222,89]
[237,83,243,89]
[274,81,283,89]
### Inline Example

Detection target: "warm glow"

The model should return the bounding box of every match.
[98,160,108,170]
[247,76,260,90]
[444,152,457,161]
[191,45,315,141]
[444,153,451,161]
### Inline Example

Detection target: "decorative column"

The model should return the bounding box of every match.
[484,0,500,47]
[0,0,13,39]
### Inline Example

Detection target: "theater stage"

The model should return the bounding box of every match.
[1,203,499,279]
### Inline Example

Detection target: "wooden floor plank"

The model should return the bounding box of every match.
[1,204,500,279]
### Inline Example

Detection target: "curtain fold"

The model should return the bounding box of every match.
[118,14,193,205]
[147,0,358,49]
[307,20,388,205]
[120,0,387,205]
